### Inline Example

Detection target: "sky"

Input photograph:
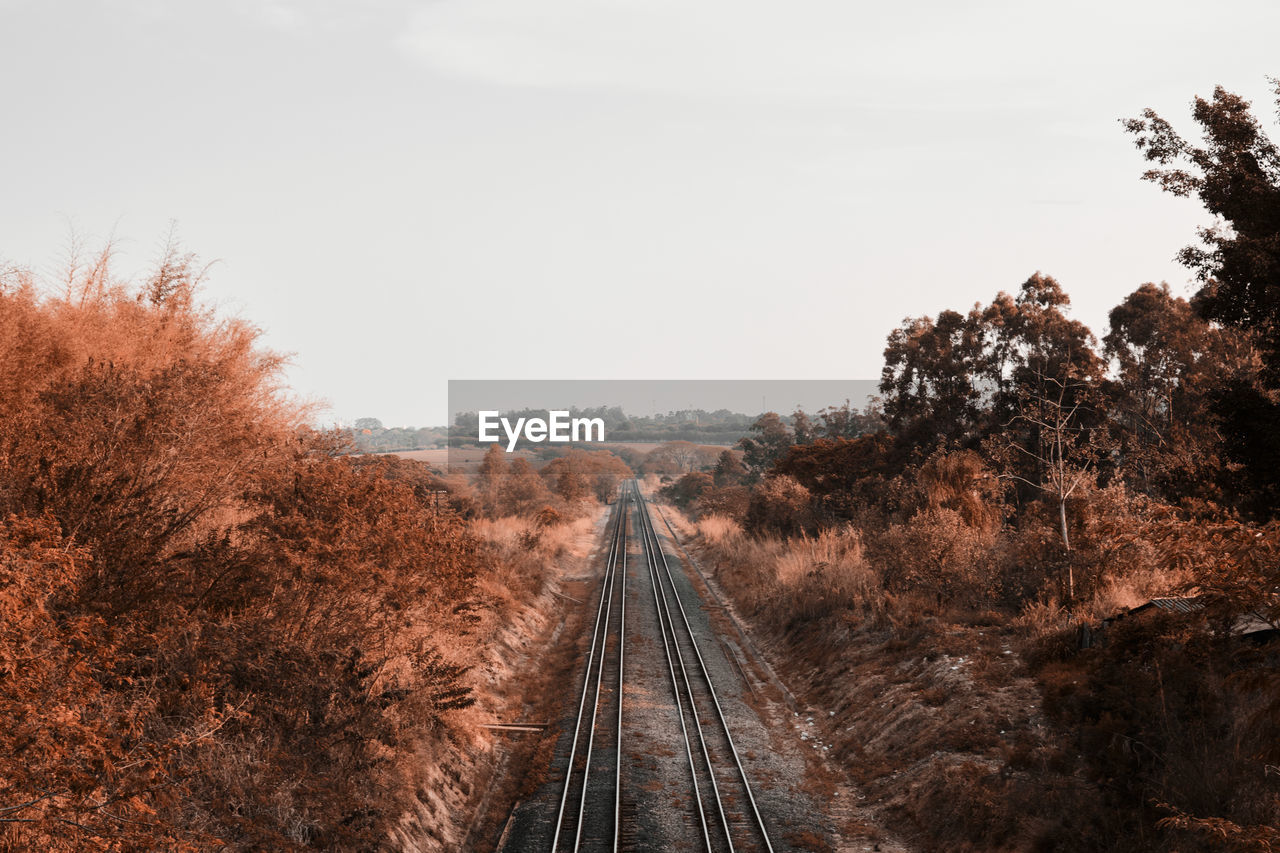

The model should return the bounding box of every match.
[3,0,1279,426]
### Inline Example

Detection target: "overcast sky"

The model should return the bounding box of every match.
[3,1,1278,425]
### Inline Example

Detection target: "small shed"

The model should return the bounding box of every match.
[1079,596,1204,648]
[1080,595,1279,649]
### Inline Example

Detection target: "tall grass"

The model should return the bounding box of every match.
[471,514,599,602]
[696,516,878,627]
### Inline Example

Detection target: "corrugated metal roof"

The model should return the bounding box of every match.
[1132,596,1205,615]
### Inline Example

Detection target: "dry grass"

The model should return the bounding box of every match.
[696,513,741,546]
[472,514,596,557]
[470,514,598,604]
[1012,565,1195,639]
[677,502,1085,852]
[1012,597,1074,639]
[695,516,878,626]
[394,507,607,852]
[1082,565,1194,620]
[775,527,868,584]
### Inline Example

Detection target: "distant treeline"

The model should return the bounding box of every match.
[342,407,761,450]
[432,405,874,447]
[344,405,882,450]
[345,418,448,453]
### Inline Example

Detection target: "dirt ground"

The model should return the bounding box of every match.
[390,509,610,852]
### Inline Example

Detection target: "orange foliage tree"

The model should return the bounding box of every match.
[0,246,481,850]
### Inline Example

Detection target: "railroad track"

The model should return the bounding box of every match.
[543,481,775,852]
[549,487,629,852]
[631,481,774,853]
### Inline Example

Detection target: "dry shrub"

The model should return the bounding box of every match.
[695,484,751,521]
[874,507,1000,608]
[472,516,550,601]
[659,471,714,510]
[695,516,878,628]
[1084,565,1194,621]
[773,526,865,583]
[696,514,742,547]
[0,246,483,850]
[698,524,784,616]
[915,448,1004,529]
[535,514,595,557]
[744,474,814,537]
[774,527,877,624]
[1013,596,1074,639]
[472,512,595,604]
[1031,612,1280,852]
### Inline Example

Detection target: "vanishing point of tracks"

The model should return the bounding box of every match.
[548,481,774,853]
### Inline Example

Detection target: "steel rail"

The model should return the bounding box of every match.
[550,491,627,852]
[633,480,733,851]
[570,491,623,852]
[612,490,627,853]
[633,484,775,853]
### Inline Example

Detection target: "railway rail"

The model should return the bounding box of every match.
[539,481,775,852]
[549,487,629,851]
[631,481,774,853]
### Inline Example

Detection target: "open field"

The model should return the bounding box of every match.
[383,442,731,473]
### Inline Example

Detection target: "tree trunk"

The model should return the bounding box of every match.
[1059,498,1074,601]
[1059,498,1071,551]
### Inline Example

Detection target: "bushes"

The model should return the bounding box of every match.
[658,471,713,510]
[0,249,483,850]
[694,516,876,628]
[1031,613,1280,852]
[695,484,751,520]
[774,527,878,625]
[744,474,814,537]
[874,507,1000,608]
[540,449,632,504]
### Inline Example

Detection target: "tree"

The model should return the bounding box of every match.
[744,475,813,537]
[539,448,632,503]
[497,458,553,517]
[642,441,717,478]
[476,443,508,514]
[994,366,1112,600]
[712,448,746,487]
[995,273,1104,423]
[878,274,1101,455]
[815,399,883,439]
[1102,282,1244,501]
[770,432,905,522]
[660,471,714,510]
[737,412,793,480]
[791,408,815,444]
[1125,82,1280,516]
[881,308,987,449]
[1125,82,1280,376]
[555,467,590,503]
